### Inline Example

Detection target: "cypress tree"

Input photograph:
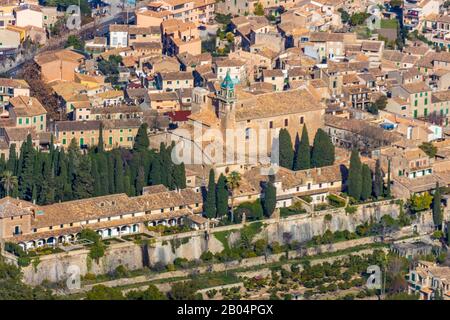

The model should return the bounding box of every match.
[6,143,17,175]
[18,135,35,201]
[447,221,450,246]
[293,125,311,171]
[73,156,94,199]
[97,122,104,153]
[373,159,383,198]
[311,129,335,168]
[173,163,186,189]
[347,149,362,200]
[97,153,109,195]
[433,183,442,229]
[113,152,124,193]
[107,154,115,193]
[133,123,150,152]
[135,166,146,195]
[159,143,168,186]
[361,164,372,201]
[385,159,391,198]
[205,169,216,218]
[124,167,133,196]
[278,128,294,169]
[149,157,162,185]
[91,156,102,197]
[216,174,228,218]
[262,179,277,218]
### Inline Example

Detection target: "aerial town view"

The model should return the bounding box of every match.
[0,0,450,306]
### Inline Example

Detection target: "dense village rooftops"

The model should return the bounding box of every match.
[361,41,383,52]
[262,69,284,78]
[55,120,102,132]
[401,82,431,94]
[431,90,450,103]
[34,49,84,66]
[132,42,162,50]
[149,91,179,101]
[309,32,344,42]
[3,187,203,231]
[0,197,33,218]
[325,115,402,144]
[159,71,193,81]
[383,50,404,62]
[91,105,142,114]
[9,96,47,116]
[214,59,245,68]
[0,78,30,89]
[403,45,430,56]
[4,127,38,142]
[235,88,324,121]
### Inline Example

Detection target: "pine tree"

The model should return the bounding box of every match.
[347,149,362,200]
[293,125,311,171]
[113,152,124,193]
[262,179,276,218]
[278,128,294,169]
[311,129,335,168]
[205,169,216,218]
[133,123,150,152]
[361,164,372,201]
[216,174,228,218]
[433,183,442,229]
[73,156,94,199]
[373,159,383,199]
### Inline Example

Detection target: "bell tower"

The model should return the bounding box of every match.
[217,70,236,121]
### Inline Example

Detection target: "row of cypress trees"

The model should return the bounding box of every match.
[279,126,335,171]
[347,149,390,201]
[204,169,229,219]
[0,124,186,205]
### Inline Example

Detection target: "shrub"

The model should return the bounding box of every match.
[345,205,357,214]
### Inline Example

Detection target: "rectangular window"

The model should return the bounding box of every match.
[284,119,288,126]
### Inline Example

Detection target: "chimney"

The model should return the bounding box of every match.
[28,98,32,107]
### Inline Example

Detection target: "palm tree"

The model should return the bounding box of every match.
[226,171,241,223]
[1,170,18,197]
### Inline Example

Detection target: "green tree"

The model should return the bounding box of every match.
[347,149,362,200]
[133,123,150,152]
[135,166,146,195]
[113,152,124,193]
[409,193,433,213]
[361,164,372,201]
[73,156,94,199]
[1,170,18,196]
[216,173,228,218]
[432,183,443,229]
[65,35,85,51]
[278,128,294,169]
[205,169,216,218]
[96,122,104,153]
[293,125,311,170]
[254,2,264,16]
[311,129,335,168]
[419,142,437,158]
[126,284,167,300]
[149,157,162,185]
[262,180,276,218]
[373,159,384,198]
[385,159,391,198]
[226,171,241,223]
[86,285,124,300]
[168,281,200,300]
